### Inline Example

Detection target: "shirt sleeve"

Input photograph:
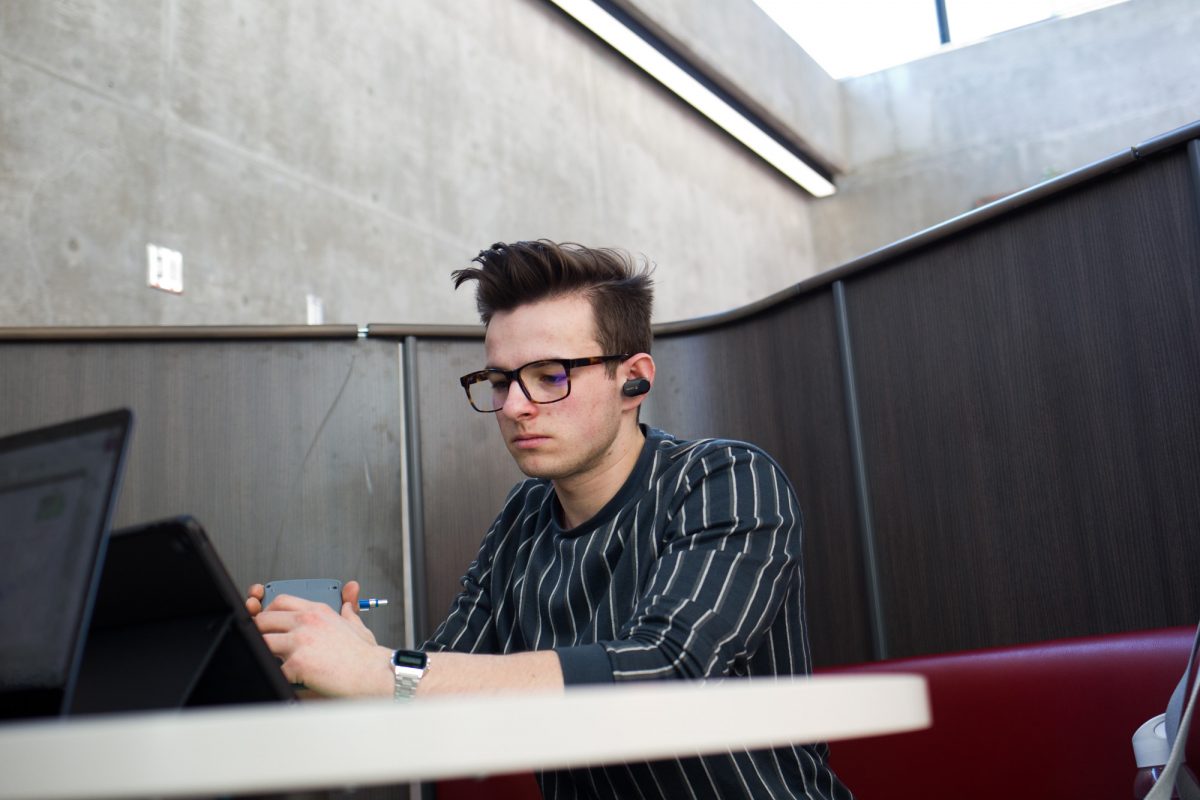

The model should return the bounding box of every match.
[561,444,804,684]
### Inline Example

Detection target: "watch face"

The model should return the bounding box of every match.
[393,649,427,669]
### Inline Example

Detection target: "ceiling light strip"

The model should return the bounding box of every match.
[548,0,836,198]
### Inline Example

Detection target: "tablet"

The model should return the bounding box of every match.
[70,516,295,713]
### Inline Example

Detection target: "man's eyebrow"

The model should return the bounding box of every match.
[483,357,562,371]
[481,362,518,373]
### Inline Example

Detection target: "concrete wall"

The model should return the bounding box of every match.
[2,0,1198,328]
[812,0,1200,267]
[0,0,818,328]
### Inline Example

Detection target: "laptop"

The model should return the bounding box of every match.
[0,409,133,719]
[70,516,296,713]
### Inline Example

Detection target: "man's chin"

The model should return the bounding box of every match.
[509,449,565,481]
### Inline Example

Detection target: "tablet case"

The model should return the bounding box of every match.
[70,516,295,713]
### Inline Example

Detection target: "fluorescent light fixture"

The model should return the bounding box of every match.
[547,0,836,197]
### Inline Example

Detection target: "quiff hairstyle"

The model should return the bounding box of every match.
[451,240,654,372]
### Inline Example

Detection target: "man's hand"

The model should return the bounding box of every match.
[244,582,566,698]
[246,580,392,697]
[245,581,370,630]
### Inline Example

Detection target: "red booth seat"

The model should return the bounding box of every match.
[438,626,1197,799]
[818,626,1198,800]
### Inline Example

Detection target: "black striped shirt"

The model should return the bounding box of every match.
[426,427,853,800]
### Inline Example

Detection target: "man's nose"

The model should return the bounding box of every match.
[499,382,537,417]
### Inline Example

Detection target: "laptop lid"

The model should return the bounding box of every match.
[70,515,295,713]
[0,409,133,719]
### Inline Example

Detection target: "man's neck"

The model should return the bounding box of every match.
[553,425,646,530]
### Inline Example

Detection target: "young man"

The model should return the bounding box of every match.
[249,240,851,799]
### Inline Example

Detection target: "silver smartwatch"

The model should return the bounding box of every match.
[391,649,428,701]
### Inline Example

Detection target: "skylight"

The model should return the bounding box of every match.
[752,0,1131,79]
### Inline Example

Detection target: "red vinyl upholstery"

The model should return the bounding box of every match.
[437,626,1197,799]
[818,626,1198,800]
[438,771,541,800]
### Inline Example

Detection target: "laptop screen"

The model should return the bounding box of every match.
[0,409,132,718]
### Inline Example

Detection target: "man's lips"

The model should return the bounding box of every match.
[511,433,550,449]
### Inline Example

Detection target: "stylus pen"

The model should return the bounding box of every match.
[359,598,388,610]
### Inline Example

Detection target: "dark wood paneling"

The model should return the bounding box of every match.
[846,148,1200,657]
[412,338,523,639]
[0,340,408,651]
[648,293,872,666]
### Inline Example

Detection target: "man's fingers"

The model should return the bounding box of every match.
[254,608,313,635]
[245,583,266,616]
[340,578,357,618]
[253,610,285,634]
[263,593,331,613]
[260,630,293,659]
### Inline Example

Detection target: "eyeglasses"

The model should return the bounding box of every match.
[459,354,630,413]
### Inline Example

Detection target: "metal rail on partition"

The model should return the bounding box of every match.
[833,281,888,661]
[365,324,484,340]
[401,336,428,646]
[1189,138,1200,232]
[0,325,362,341]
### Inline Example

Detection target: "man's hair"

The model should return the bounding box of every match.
[452,240,654,368]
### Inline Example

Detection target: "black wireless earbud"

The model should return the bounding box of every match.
[622,378,651,397]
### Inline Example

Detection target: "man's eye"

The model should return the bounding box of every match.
[487,377,509,389]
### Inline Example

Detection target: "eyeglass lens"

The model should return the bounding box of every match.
[469,361,570,411]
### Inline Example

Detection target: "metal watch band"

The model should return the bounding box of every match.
[393,671,421,699]
[392,649,427,701]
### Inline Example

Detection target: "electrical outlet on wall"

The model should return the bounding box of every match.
[147,244,183,294]
[306,294,324,325]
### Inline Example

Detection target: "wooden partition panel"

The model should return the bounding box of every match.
[843,147,1200,657]
[647,293,872,665]
[0,338,409,651]
[410,337,523,638]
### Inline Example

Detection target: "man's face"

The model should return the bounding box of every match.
[484,293,627,484]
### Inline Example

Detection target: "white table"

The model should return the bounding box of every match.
[0,674,929,799]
